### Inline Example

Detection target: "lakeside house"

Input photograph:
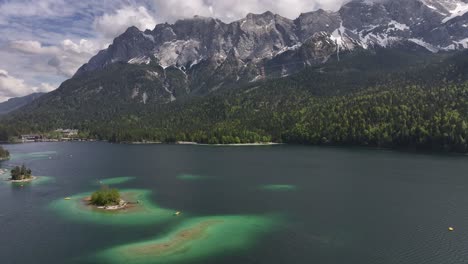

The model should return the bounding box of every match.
[20,129,81,143]
[55,129,79,138]
[21,134,42,143]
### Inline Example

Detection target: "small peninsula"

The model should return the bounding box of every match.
[0,146,10,160]
[87,187,128,210]
[9,165,36,182]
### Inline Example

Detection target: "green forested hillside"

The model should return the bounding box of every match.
[1,48,467,152]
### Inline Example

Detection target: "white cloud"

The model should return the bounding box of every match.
[151,0,350,22]
[9,40,59,54]
[36,82,56,93]
[53,39,108,76]
[0,0,72,18]
[0,69,55,102]
[9,38,107,77]
[94,6,157,38]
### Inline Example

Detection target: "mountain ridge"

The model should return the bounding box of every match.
[64,0,468,104]
[0,93,44,115]
[76,0,468,77]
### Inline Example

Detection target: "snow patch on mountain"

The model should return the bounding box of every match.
[388,20,410,31]
[421,0,460,14]
[277,43,302,55]
[146,71,159,79]
[131,87,139,99]
[142,33,155,42]
[330,23,357,51]
[358,30,400,48]
[408,38,439,52]
[331,23,346,45]
[451,38,468,48]
[423,3,438,10]
[128,56,151,65]
[442,2,468,23]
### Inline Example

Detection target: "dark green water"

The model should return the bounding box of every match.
[1,142,468,264]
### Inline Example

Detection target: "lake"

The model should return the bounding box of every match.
[1,142,468,264]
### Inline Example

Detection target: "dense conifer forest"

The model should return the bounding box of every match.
[1,48,467,152]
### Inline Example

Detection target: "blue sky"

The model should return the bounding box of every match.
[0,0,347,102]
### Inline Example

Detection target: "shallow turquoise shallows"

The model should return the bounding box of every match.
[94,176,136,186]
[94,215,278,264]
[49,189,177,226]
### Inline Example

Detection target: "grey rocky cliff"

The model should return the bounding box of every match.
[71,0,468,102]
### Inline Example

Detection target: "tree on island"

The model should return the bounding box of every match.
[0,146,9,160]
[90,186,121,206]
[10,165,32,180]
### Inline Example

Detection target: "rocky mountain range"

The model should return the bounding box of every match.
[65,0,468,104]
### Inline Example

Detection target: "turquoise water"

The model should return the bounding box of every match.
[176,174,207,181]
[1,142,468,264]
[49,189,177,226]
[95,176,135,186]
[95,215,278,264]
[259,184,297,191]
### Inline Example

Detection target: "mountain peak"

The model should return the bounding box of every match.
[124,26,142,35]
[246,11,275,20]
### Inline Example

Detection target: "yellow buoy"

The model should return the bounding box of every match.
[448,227,454,231]
[64,197,71,200]
[174,211,181,216]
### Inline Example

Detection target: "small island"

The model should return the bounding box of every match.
[0,146,10,161]
[50,189,177,226]
[87,186,128,210]
[9,164,36,182]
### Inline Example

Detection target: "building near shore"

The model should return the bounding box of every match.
[55,129,79,137]
[21,134,42,142]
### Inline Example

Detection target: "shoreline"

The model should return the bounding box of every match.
[175,141,282,146]
[82,197,132,211]
[5,140,468,156]
[6,175,38,183]
[128,141,162,145]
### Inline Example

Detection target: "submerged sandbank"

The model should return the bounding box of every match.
[260,184,297,191]
[95,176,135,186]
[95,215,278,264]
[10,151,57,161]
[176,174,207,181]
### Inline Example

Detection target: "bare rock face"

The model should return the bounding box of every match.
[300,32,339,64]
[72,0,468,102]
